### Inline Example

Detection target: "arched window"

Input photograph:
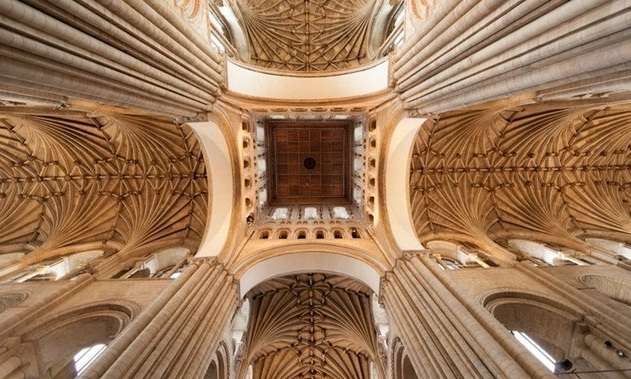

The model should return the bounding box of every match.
[351,228,361,239]
[485,292,600,374]
[392,338,419,379]
[20,304,132,378]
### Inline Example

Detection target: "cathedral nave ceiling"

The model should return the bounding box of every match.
[0,109,208,265]
[410,101,631,253]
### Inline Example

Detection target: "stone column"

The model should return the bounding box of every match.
[381,252,554,379]
[79,259,239,379]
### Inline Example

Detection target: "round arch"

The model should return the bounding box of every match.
[238,252,382,298]
[383,116,426,251]
[20,302,135,377]
[188,118,236,258]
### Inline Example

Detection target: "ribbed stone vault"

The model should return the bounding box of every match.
[229,0,383,72]
[238,273,383,379]
[0,108,208,265]
[409,101,631,252]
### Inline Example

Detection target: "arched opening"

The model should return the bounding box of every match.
[21,304,133,378]
[259,231,270,240]
[204,360,218,379]
[315,230,325,239]
[333,230,344,239]
[392,338,419,379]
[485,293,601,374]
[238,252,382,298]
[237,273,384,379]
[5,250,104,283]
[351,228,361,239]
[403,356,419,379]
[130,247,190,279]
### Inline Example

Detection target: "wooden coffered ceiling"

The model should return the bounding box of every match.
[0,108,208,265]
[409,101,631,252]
[239,273,383,379]
[230,0,382,72]
[267,121,352,205]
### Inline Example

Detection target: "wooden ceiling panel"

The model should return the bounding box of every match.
[268,121,352,205]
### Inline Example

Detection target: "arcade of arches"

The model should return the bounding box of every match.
[0,1,631,378]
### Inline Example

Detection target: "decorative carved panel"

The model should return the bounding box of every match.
[267,121,352,205]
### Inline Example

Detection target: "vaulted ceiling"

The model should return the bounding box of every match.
[239,273,383,379]
[230,0,383,72]
[409,101,631,252]
[0,108,208,265]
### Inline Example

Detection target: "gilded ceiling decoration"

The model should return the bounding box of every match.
[239,273,383,379]
[231,0,380,72]
[0,109,208,265]
[410,102,631,250]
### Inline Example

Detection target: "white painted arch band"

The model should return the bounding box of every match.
[226,59,389,101]
[385,117,425,251]
[188,121,233,257]
[239,252,381,297]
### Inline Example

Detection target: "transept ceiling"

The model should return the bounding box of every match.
[0,109,208,265]
[239,273,383,379]
[229,0,382,72]
[409,101,631,252]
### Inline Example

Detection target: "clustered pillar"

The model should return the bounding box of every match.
[79,259,238,379]
[380,252,553,379]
